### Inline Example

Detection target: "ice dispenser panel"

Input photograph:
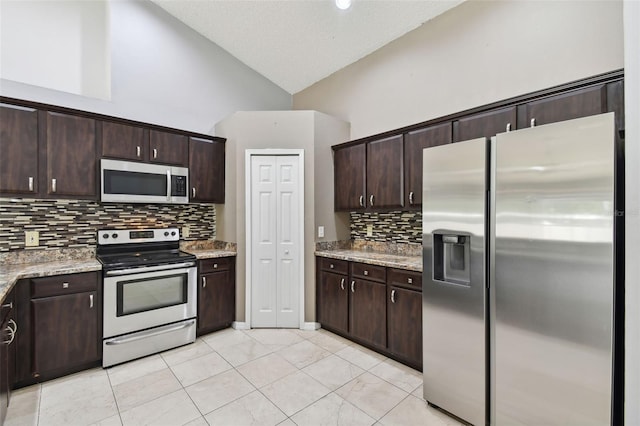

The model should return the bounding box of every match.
[433,233,471,285]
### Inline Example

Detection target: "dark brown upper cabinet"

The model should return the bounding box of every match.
[100,121,148,162]
[334,143,366,211]
[45,112,96,198]
[0,103,39,195]
[453,106,516,142]
[150,130,188,167]
[367,135,404,210]
[189,137,225,203]
[517,84,607,129]
[404,122,452,208]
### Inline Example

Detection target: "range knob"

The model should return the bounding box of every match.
[103,233,109,239]
[164,231,170,237]
[171,231,176,236]
[112,233,118,239]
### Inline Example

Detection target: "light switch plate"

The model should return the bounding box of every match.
[318,226,325,238]
[366,225,373,237]
[25,230,39,247]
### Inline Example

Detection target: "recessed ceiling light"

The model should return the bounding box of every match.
[335,0,352,10]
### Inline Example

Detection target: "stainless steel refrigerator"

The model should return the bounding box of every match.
[422,113,616,425]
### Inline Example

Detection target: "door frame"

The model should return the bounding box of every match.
[245,149,305,329]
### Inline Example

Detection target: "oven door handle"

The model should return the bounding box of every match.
[105,261,196,276]
[105,319,195,346]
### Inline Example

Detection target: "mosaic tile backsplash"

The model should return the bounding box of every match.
[0,198,216,252]
[350,210,422,244]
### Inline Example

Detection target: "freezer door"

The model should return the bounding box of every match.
[491,113,615,425]
[423,137,487,426]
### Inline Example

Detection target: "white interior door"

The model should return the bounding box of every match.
[250,154,301,328]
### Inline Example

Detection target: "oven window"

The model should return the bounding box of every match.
[117,273,187,316]
[104,170,167,196]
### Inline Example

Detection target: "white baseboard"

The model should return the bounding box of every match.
[232,321,250,330]
[302,322,321,331]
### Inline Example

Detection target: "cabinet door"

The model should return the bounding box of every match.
[100,121,147,162]
[517,84,607,129]
[150,130,188,167]
[198,269,235,335]
[404,123,451,207]
[31,291,99,375]
[367,135,403,209]
[334,143,366,211]
[349,278,386,349]
[45,112,96,197]
[453,106,516,142]
[0,104,39,195]
[189,137,225,203]
[388,286,422,369]
[318,271,349,334]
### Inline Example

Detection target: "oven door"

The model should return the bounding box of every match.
[103,264,197,338]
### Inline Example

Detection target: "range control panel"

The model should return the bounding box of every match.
[97,228,180,245]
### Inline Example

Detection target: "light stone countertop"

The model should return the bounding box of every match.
[0,258,103,303]
[183,249,237,260]
[315,249,422,272]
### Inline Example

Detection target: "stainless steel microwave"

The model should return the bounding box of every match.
[101,159,189,204]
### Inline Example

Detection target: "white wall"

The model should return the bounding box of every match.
[293,0,624,140]
[624,1,639,424]
[0,0,291,135]
[0,0,110,100]
[215,111,349,323]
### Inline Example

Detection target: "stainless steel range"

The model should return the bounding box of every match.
[96,228,197,367]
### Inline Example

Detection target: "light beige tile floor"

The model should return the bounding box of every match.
[5,328,463,426]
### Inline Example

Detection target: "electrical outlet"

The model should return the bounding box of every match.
[366,225,373,237]
[318,226,325,238]
[25,230,39,247]
[182,226,190,238]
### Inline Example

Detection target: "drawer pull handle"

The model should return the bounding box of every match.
[136,146,141,157]
[62,282,69,289]
[192,187,196,198]
[1,302,12,309]
[330,264,334,269]
[28,176,34,191]
[89,294,94,309]
[351,281,355,293]
[408,278,413,284]
[202,276,207,288]
[530,118,536,127]
[391,289,396,304]
[153,148,158,159]
[340,278,345,290]
[51,178,57,193]
[213,263,218,269]
[3,319,17,345]
[363,270,368,276]
[506,123,512,132]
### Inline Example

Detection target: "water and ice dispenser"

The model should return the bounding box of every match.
[433,233,471,285]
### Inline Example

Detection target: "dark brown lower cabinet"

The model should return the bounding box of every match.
[32,291,99,374]
[387,286,422,369]
[316,256,423,370]
[14,272,101,387]
[197,257,236,336]
[350,278,387,350]
[0,289,16,425]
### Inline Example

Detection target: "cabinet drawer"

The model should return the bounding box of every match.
[31,272,99,298]
[199,257,233,274]
[388,268,422,290]
[351,262,386,283]
[319,258,348,274]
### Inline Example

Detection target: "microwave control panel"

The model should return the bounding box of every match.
[172,175,187,196]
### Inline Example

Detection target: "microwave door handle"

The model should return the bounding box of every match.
[166,170,171,202]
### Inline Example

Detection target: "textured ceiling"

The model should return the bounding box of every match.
[151,0,464,94]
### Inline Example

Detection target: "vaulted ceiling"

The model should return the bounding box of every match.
[150,0,465,94]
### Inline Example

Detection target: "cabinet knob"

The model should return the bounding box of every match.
[213,263,218,269]
[407,278,413,284]
[62,282,69,289]
[363,270,368,276]
[329,264,334,269]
